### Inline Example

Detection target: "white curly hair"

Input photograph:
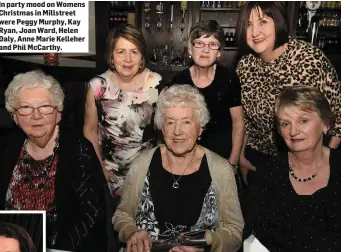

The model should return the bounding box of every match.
[154,84,210,130]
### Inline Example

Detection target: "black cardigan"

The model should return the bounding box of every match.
[0,127,109,252]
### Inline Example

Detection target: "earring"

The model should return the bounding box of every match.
[189,55,192,59]
[139,65,142,69]
[217,57,220,61]
[198,136,201,140]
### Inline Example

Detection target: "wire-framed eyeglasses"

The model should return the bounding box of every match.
[192,40,220,50]
[14,105,57,116]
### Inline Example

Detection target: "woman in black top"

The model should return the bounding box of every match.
[244,86,341,251]
[170,20,244,168]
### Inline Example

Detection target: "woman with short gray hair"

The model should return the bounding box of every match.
[1,70,108,252]
[154,84,210,130]
[113,84,243,252]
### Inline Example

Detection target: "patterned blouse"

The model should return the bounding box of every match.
[5,148,59,247]
[89,69,161,193]
[237,39,341,156]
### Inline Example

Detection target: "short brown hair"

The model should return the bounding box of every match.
[105,24,146,73]
[189,20,225,51]
[275,85,335,132]
[236,1,289,56]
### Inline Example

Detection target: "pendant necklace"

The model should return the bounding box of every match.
[166,148,196,189]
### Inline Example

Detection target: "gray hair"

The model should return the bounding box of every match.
[154,84,210,130]
[5,70,64,113]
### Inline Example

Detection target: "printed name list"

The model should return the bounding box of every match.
[0,1,89,53]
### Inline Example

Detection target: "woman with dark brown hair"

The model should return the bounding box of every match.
[236,1,341,185]
[0,222,36,252]
[84,24,162,196]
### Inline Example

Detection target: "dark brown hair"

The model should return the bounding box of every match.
[105,24,146,73]
[275,85,335,133]
[0,222,36,252]
[236,1,289,55]
[189,20,225,51]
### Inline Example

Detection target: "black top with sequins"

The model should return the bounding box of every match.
[244,149,341,252]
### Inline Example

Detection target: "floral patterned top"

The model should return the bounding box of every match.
[89,69,161,194]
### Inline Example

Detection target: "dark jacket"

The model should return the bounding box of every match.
[0,127,110,252]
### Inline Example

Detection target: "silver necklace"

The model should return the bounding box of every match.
[166,149,196,189]
[288,154,321,183]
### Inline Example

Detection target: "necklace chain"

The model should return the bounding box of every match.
[21,135,59,189]
[166,148,196,189]
[288,153,321,183]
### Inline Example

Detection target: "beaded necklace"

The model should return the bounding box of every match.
[288,153,321,183]
[21,135,59,189]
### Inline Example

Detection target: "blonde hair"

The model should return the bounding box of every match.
[275,85,335,132]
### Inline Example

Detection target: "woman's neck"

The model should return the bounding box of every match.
[290,145,327,170]
[190,64,216,88]
[167,147,196,164]
[110,69,146,91]
[27,126,59,159]
[260,43,288,62]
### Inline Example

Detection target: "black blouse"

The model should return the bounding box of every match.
[244,149,341,252]
[149,148,211,236]
[170,64,242,158]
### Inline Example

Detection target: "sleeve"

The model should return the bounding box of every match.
[207,155,244,252]
[55,140,107,251]
[112,155,147,242]
[225,68,242,108]
[319,53,341,137]
[87,75,107,100]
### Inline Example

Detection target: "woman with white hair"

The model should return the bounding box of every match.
[113,84,244,252]
[0,70,109,252]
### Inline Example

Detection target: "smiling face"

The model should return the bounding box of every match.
[162,104,203,156]
[189,35,221,68]
[246,7,276,58]
[112,37,143,79]
[277,106,328,153]
[0,236,20,252]
[13,87,61,140]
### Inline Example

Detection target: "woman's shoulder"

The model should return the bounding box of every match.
[216,64,238,79]
[169,68,191,85]
[236,54,257,71]
[144,69,162,90]
[288,39,326,60]
[87,70,112,99]
[202,147,235,174]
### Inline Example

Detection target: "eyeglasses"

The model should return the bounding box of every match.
[192,41,220,50]
[14,105,57,116]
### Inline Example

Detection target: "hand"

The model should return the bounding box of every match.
[170,246,204,252]
[103,168,116,182]
[239,156,256,186]
[127,231,152,252]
